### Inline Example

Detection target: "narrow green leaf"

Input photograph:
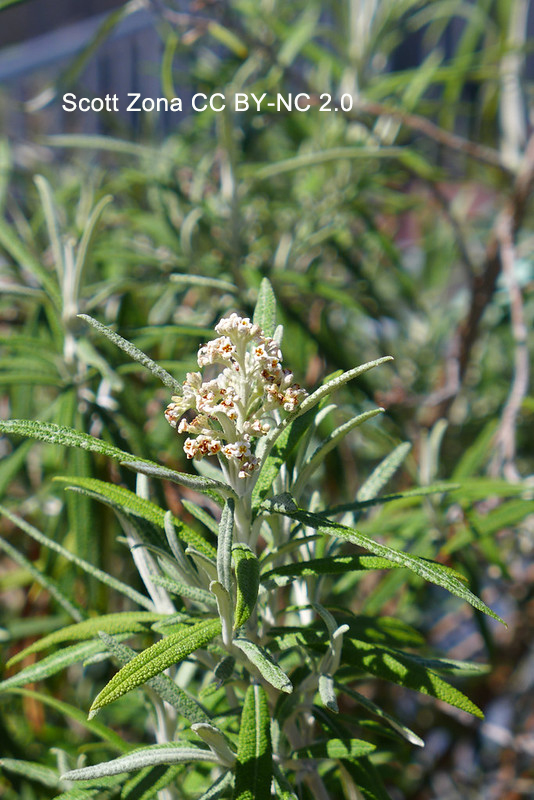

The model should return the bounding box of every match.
[295,738,376,760]
[78,314,182,393]
[55,476,216,559]
[233,684,272,800]
[0,504,153,610]
[0,639,111,691]
[0,419,232,502]
[251,411,312,510]
[233,639,292,693]
[121,460,237,500]
[324,483,458,516]
[7,613,163,668]
[273,507,504,623]
[98,632,209,724]
[335,682,424,747]
[217,499,235,594]
[121,765,184,800]
[34,174,64,282]
[343,638,483,718]
[89,618,221,716]
[341,757,393,800]
[256,358,393,467]
[0,758,59,787]
[272,765,298,800]
[210,580,233,645]
[0,217,61,306]
[0,535,83,621]
[192,723,236,766]
[263,554,399,582]
[253,278,277,337]
[149,575,216,607]
[72,198,112,301]
[233,545,260,629]
[357,442,412,502]
[318,673,338,712]
[196,770,234,800]
[6,688,131,753]
[62,744,221,781]
[293,408,385,497]
[52,781,120,800]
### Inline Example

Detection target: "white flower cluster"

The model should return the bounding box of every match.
[165,313,307,479]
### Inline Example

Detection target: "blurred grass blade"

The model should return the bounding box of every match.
[0,503,153,610]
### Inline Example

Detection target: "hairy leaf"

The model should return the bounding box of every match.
[78,314,182,393]
[63,743,221,781]
[89,618,221,716]
[7,613,164,667]
[217,498,235,594]
[233,545,260,628]
[233,639,292,693]
[233,684,272,800]
[273,507,503,623]
[253,277,277,337]
[55,475,216,558]
[98,632,209,724]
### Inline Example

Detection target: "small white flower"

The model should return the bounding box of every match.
[165,313,308,478]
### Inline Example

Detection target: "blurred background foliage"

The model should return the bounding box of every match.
[0,1,533,798]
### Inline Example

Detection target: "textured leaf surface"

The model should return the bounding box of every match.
[253,277,277,337]
[121,765,184,800]
[0,758,59,787]
[63,743,221,781]
[78,314,182,393]
[357,442,412,502]
[7,613,163,668]
[149,575,216,607]
[89,618,221,716]
[55,475,215,558]
[233,545,260,628]
[263,554,399,582]
[0,421,230,500]
[121,460,236,500]
[217,499,234,594]
[274,507,503,623]
[98,632,209,724]
[233,639,292,693]
[0,640,111,690]
[232,684,272,800]
[296,738,376,760]
[343,638,483,718]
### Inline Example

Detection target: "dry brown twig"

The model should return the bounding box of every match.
[425,133,534,424]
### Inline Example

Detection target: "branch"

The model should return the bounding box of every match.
[425,132,534,419]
